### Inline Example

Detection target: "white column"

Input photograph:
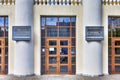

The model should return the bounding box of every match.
[83,0,103,76]
[14,0,34,76]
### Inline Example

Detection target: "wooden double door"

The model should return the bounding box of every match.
[46,38,73,74]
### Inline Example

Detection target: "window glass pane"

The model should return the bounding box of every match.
[41,65,45,74]
[60,48,68,55]
[41,17,45,27]
[108,56,111,64]
[72,65,75,73]
[41,38,45,46]
[41,55,45,64]
[115,41,120,46]
[108,48,111,55]
[108,38,111,46]
[59,17,70,26]
[47,28,57,37]
[71,17,76,26]
[108,65,111,73]
[41,29,45,37]
[5,56,8,64]
[72,55,75,64]
[49,57,56,64]
[0,28,4,37]
[60,66,68,72]
[72,28,75,37]
[46,17,58,26]
[0,17,4,26]
[49,48,56,54]
[5,27,8,37]
[49,40,56,46]
[59,28,70,37]
[113,28,120,37]
[72,38,75,46]
[60,57,68,64]
[5,38,8,46]
[5,17,8,27]
[41,47,45,54]
[115,57,120,64]
[71,47,75,54]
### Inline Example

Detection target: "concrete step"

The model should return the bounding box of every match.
[0,75,120,80]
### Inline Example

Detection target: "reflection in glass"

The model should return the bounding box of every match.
[41,47,45,54]
[71,47,75,54]
[59,17,70,26]
[60,48,68,55]
[115,66,120,72]
[115,57,120,63]
[5,56,8,64]
[47,28,57,37]
[60,40,68,46]
[49,57,56,64]
[72,38,75,46]
[49,48,56,54]
[41,65,45,74]
[72,28,75,37]
[0,17,4,26]
[60,66,68,72]
[71,17,76,26]
[5,66,8,74]
[115,48,120,55]
[41,55,45,64]
[41,17,45,27]
[72,56,75,64]
[49,40,56,46]
[72,65,76,73]
[59,28,70,37]
[0,28,4,37]
[60,57,68,64]
[49,66,56,72]
[41,38,45,46]
[115,41,120,46]
[5,17,8,27]
[46,17,58,26]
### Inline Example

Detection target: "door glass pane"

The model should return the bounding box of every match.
[115,41,120,46]
[59,17,70,26]
[41,29,45,37]
[71,47,75,54]
[59,28,70,37]
[49,40,56,46]
[5,27,8,37]
[108,47,111,55]
[47,28,57,37]
[49,48,56,54]
[108,65,111,73]
[60,40,68,46]
[115,57,120,63]
[49,66,56,72]
[5,66,8,74]
[72,55,75,64]
[60,48,68,55]
[0,48,1,55]
[49,57,56,64]
[108,56,111,64]
[41,17,45,27]
[0,57,1,64]
[115,66,120,72]
[113,28,120,37]
[5,56,8,64]
[5,17,8,27]
[115,48,120,55]
[60,66,68,72]
[60,57,68,64]
[46,17,58,26]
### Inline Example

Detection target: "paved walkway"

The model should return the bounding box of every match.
[0,75,120,80]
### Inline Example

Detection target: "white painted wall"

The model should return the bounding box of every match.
[0,3,120,76]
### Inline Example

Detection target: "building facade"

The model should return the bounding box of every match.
[0,0,120,76]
